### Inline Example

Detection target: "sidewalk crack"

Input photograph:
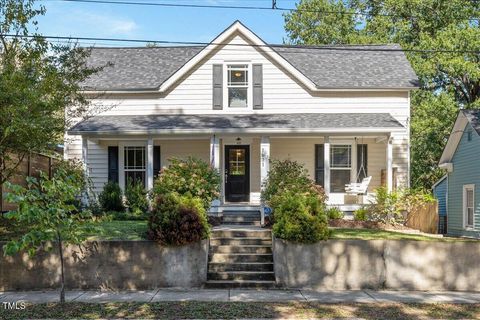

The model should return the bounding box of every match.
[150,288,161,303]
[362,290,378,302]
[70,291,86,302]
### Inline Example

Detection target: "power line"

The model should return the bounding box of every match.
[1,33,479,54]
[39,0,480,21]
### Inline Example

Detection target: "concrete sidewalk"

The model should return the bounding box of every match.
[1,289,480,304]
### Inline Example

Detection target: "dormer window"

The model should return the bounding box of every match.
[227,64,248,108]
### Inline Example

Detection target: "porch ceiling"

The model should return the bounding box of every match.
[68,113,404,136]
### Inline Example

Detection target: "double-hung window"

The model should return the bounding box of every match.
[464,184,475,229]
[330,145,351,192]
[124,146,146,187]
[227,64,248,108]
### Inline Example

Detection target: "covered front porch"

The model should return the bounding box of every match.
[69,112,407,211]
[79,133,400,209]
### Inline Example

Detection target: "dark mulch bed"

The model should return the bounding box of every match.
[328,219,412,230]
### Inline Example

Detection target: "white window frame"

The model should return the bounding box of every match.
[463,184,475,229]
[330,144,353,193]
[223,62,252,109]
[124,146,146,188]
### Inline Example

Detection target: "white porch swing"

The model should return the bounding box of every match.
[345,137,372,196]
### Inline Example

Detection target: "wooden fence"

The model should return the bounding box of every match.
[405,201,439,234]
[1,153,59,212]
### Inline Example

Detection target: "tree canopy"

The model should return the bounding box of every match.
[0,0,101,185]
[284,0,480,189]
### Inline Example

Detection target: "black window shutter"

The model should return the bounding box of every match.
[314,144,324,187]
[153,146,161,179]
[108,146,119,183]
[252,64,263,110]
[356,144,368,182]
[212,64,223,110]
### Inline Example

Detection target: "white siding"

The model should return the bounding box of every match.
[65,31,411,193]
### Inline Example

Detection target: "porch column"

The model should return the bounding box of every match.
[81,137,88,205]
[324,136,330,196]
[147,138,154,190]
[210,135,220,170]
[386,136,393,192]
[210,135,221,213]
[260,136,270,226]
[260,136,270,189]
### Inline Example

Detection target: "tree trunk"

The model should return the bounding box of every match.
[57,231,66,303]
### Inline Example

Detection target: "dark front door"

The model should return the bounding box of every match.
[225,145,250,202]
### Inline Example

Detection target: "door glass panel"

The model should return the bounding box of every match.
[229,148,246,176]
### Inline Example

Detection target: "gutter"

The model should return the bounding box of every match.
[68,127,406,136]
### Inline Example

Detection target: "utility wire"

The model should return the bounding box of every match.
[39,0,480,21]
[2,33,479,54]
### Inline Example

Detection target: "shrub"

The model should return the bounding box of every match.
[98,181,124,212]
[326,207,344,220]
[262,159,326,203]
[353,207,368,221]
[366,187,402,223]
[153,157,221,211]
[125,179,149,217]
[272,191,329,243]
[147,193,210,245]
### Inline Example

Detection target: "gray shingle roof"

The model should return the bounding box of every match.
[463,109,480,135]
[273,45,419,89]
[83,43,419,91]
[68,113,404,135]
[83,46,203,91]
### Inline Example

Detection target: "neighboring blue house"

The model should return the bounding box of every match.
[432,175,447,234]
[439,110,480,238]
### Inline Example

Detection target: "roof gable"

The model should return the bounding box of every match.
[439,109,480,165]
[82,20,419,92]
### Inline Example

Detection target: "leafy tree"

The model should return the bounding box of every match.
[3,164,97,303]
[0,0,102,186]
[284,0,480,188]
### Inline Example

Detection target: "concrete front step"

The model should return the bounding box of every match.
[209,253,273,263]
[211,229,271,239]
[208,262,274,272]
[207,271,275,281]
[222,216,260,222]
[210,238,272,246]
[210,245,272,254]
[204,280,277,289]
[220,221,261,226]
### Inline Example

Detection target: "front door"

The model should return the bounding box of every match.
[225,145,250,202]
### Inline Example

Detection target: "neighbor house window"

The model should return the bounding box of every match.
[124,146,146,187]
[228,64,248,107]
[464,184,475,229]
[330,145,351,192]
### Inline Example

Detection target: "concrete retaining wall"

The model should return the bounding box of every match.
[0,240,208,291]
[273,238,480,291]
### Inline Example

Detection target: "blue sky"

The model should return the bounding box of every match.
[37,0,300,46]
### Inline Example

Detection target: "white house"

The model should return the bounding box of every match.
[66,21,418,211]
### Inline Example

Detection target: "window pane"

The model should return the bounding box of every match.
[331,145,351,168]
[229,148,246,175]
[467,208,474,226]
[229,87,248,107]
[229,69,247,85]
[125,171,145,188]
[331,169,350,192]
[467,189,474,207]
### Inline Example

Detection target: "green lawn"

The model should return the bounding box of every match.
[82,220,148,241]
[329,228,474,242]
[2,219,474,242]
[1,302,479,320]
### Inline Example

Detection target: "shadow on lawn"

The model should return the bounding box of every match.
[1,302,480,320]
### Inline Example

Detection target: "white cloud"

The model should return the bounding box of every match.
[75,10,138,36]
[40,6,139,38]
